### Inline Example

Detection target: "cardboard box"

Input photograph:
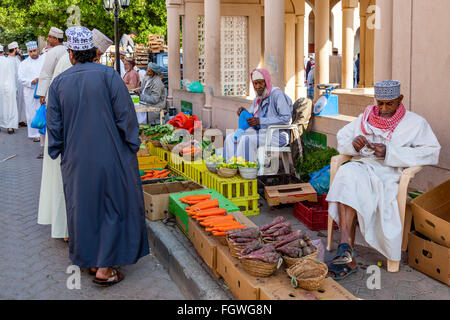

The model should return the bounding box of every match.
[216,244,260,300]
[411,180,450,248]
[408,231,450,285]
[264,183,317,207]
[143,181,203,221]
[258,270,357,300]
[188,217,218,271]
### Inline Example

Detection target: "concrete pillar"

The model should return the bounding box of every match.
[342,0,357,89]
[203,0,221,128]
[264,0,285,89]
[167,4,181,107]
[204,0,221,96]
[358,0,368,87]
[314,0,330,99]
[285,14,296,100]
[296,13,306,99]
[183,4,199,83]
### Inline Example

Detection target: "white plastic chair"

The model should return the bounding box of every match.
[257,124,302,176]
[326,154,423,272]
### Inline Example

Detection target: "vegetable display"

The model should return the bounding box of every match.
[205,154,225,164]
[295,145,338,182]
[140,169,173,180]
[144,124,174,137]
[160,133,183,145]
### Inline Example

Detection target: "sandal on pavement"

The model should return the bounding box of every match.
[88,268,98,276]
[7,129,14,134]
[36,153,44,159]
[331,243,354,265]
[327,263,359,281]
[93,269,124,286]
[33,137,40,142]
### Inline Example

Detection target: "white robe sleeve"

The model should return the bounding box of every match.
[36,49,58,97]
[336,115,361,156]
[384,118,441,167]
[18,61,33,88]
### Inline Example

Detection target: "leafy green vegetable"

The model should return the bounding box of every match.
[295,146,339,181]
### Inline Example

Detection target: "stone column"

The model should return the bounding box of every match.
[203,0,221,128]
[314,0,330,99]
[365,0,375,87]
[183,4,199,83]
[264,0,285,89]
[374,0,393,82]
[358,0,368,88]
[204,0,221,96]
[342,0,357,89]
[167,4,181,107]
[295,0,306,99]
[285,14,296,100]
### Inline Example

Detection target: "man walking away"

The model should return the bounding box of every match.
[47,26,149,286]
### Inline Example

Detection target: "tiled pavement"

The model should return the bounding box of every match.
[0,127,185,300]
[249,204,450,300]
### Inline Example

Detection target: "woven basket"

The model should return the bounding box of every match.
[226,237,246,258]
[216,235,228,246]
[217,167,237,178]
[286,258,328,291]
[137,148,150,157]
[282,246,318,268]
[241,258,278,277]
[205,162,218,174]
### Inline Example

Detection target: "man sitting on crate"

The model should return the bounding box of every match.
[223,69,293,163]
[326,80,441,280]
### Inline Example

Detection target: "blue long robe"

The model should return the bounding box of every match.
[46,62,149,268]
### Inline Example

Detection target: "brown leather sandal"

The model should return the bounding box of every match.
[92,269,124,286]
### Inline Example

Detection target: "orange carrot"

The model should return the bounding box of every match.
[186,199,219,212]
[212,225,246,232]
[212,232,227,236]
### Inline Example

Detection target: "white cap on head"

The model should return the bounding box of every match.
[65,26,94,51]
[374,80,401,101]
[49,27,64,38]
[252,70,264,81]
[0,44,3,52]
[8,41,18,50]
[92,29,113,54]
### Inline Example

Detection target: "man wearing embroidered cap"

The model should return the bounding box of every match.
[18,41,45,141]
[35,26,66,159]
[137,61,166,124]
[7,41,27,127]
[326,80,441,280]
[46,26,149,286]
[0,44,18,133]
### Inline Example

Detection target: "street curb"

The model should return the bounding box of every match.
[146,219,232,300]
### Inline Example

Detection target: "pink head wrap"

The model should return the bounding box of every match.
[251,68,273,116]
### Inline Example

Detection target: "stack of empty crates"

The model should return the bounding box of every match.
[147,34,167,53]
[134,44,149,69]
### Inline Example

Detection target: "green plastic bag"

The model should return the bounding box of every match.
[186,81,204,93]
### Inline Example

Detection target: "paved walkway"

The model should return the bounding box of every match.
[0,127,185,300]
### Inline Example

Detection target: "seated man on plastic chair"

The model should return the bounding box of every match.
[223,69,293,165]
[326,80,440,280]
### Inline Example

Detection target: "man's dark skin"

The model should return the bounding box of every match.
[39,34,62,105]
[329,94,404,278]
[237,79,266,126]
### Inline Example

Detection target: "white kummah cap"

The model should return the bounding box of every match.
[49,27,64,38]
[252,70,264,81]
[65,26,94,51]
[8,41,19,50]
[374,80,401,101]
[26,41,38,51]
[0,44,3,52]
[92,29,113,54]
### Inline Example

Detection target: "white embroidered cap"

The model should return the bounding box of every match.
[49,27,64,38]
[252,70,264,81]
[65,26,94,51]
[92,29,113,54]
[26,41,38,51]
[8,41,18,50]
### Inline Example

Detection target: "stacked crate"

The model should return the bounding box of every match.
[147,34,167,53]
[134,44,150,69]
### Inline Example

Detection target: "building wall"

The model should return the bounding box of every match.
[375,0,450,190]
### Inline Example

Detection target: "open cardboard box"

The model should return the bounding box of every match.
[408,231,449,285]
[411,179,450,248]
[143,181,203,221]
[264,183,317,207]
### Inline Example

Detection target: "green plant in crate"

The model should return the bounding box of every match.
[217,156,239,169]
[295,146,339,182]
[160,133,183,145]
[205,154,225,164]
[144,124,174,136]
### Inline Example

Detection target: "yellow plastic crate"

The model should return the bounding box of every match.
[138,156,168,171]
[203,170,258,200]
[147,143,172,163]
[230,197,260,216]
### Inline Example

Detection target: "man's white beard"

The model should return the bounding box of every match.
[256,88,268,99]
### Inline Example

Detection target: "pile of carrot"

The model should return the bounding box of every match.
[180,147,201,156]
[182,195,247,237]
[141,169,172,180]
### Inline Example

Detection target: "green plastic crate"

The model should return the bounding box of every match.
[169,189,240,232]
